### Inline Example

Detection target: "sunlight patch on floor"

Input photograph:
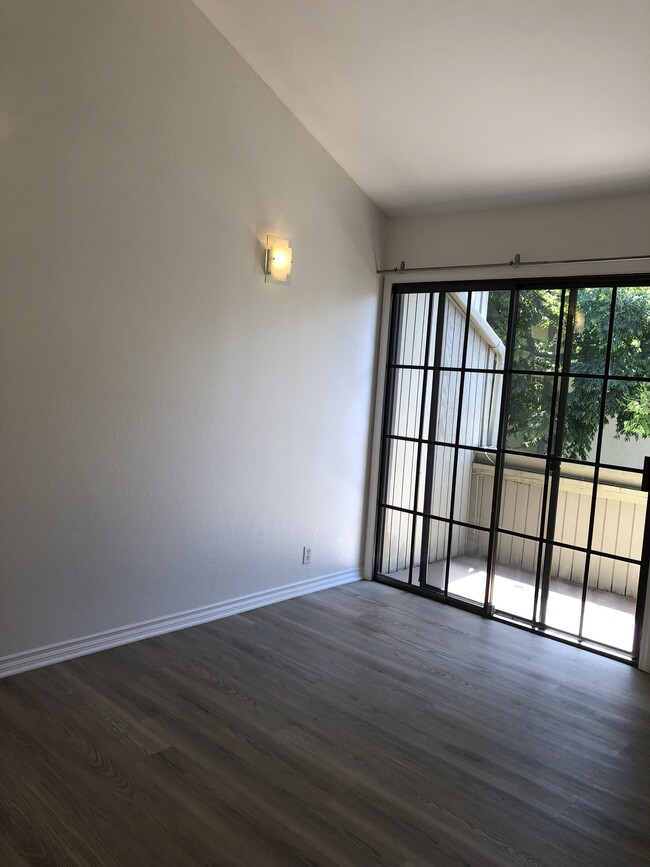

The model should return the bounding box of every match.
[446,557,635,653]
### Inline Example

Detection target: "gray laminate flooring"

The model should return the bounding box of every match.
[1,580,649,866]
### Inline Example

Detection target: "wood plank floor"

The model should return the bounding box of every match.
[1,580,650,866]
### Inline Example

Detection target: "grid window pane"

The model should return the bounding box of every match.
[384,439,419,511]
[513,288,564,373]
[433,370,461,444]
[492,531,538,621]
[458,372,502,448]
[570,287,613,376]
[440,294,467,367]
[379,507,414,579]
[506,374,555,455]
[561,376,604,461]
[497,454,547,531]
[608,286,650,378]
[583,556,637,653]
[391,368,427,439]
[463,455,499,529]
[427,446,456,520]
[592,481,645,561]
[395,292,431,367]
[447,524,488,604]
[539,541,583,636]
[546,463,596,551]
[422,518,449,591]
[599,415,650,470]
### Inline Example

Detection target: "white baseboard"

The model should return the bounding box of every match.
[0,569,361,680]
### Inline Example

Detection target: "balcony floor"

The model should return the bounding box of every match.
[386,556,636,654]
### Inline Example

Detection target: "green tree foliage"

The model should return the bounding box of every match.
[487,287,650,460]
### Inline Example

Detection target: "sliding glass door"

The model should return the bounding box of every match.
[374,278,650,662]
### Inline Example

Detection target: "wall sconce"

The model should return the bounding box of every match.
[264,235,292,284]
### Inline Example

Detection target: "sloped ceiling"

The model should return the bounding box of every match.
[193,0,650,216]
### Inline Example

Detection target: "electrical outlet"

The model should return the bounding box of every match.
[302,546,312,565]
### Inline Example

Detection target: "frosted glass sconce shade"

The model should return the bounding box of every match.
[264,235,292,284]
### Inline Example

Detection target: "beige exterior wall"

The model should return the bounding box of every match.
[469,464,644,598]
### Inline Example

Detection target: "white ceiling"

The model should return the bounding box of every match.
[193,0,650,216]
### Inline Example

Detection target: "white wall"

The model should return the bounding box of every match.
[0,0,385,660]
[387,192,650,272]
